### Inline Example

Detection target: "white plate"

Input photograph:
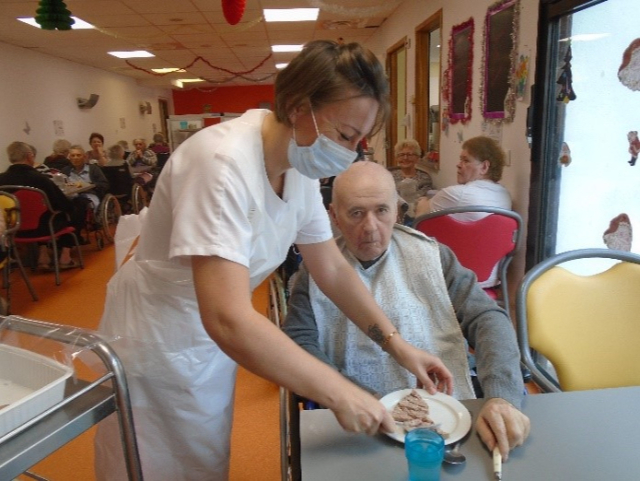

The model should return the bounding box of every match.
[379,388,472,445]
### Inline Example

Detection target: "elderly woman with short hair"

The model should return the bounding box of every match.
[415,135,511,222]
[390,138,433,224]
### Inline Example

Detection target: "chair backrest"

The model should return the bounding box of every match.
[156,152,170,169]
[101,165,133,197]
[413,206,522,305]
[0,191,18,265]
[516,248,640,393]
[0,191,20,235]
[0,186,51,231]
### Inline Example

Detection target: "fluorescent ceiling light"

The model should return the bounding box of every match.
[275,63,289,69]
[264,8,319,22]
[108,50,155,59]
[152,68,186,73]
[177,78,204,83]
[271,45,303,53]
[18,16,95,29]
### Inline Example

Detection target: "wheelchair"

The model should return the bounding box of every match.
[78,193,122,250]
[100,165,149,215]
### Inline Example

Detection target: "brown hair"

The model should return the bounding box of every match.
[89,132,104,144]
[274,40,389,135]
[462,136,505,182]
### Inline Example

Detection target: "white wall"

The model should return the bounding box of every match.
[0,42,173,170]
[366,0,540,305]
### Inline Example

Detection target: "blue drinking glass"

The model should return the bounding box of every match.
[404,428,445,481]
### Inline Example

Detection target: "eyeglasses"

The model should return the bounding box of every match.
[397,153,418,159]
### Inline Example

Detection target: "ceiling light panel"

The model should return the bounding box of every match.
[271,44,303,53]
[17,17,95,29]
[264,8,319,22]
[108,50,155,59]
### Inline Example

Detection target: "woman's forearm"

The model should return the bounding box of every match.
[297,240,398,347]
[192,255,366,410]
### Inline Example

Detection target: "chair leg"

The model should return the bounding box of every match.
[10,242,38,301]
[71,232,85,268]
[50,239,61,286]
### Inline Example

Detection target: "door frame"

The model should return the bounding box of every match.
[415,10,442,163]
[526,0,607,269]
[386,37,407,167]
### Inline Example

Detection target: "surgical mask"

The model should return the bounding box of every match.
[288,109,357,179]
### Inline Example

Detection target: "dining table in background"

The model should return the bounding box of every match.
[299,386,640,480]
[59,183,95,198]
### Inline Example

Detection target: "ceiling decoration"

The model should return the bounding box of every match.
[222,0,247,26]
[0,0,403,89]
[35,0,74,31]
[125,53,274,84]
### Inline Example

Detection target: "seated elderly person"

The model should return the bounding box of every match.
[0,141,78,268]
[390,139,432,225]
[148,133,171,155]
[62,145,109,243]
[44,139,72,171]
[62,145,109,208]
[106,143,133,169]
[415,136,511,221]
[87,132,109,166]
[126,137,157,171]
[284,161,530,459]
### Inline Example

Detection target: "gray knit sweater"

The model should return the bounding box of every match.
[283,233,524,408]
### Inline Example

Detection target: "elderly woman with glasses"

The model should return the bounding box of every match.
[390,139,433,224]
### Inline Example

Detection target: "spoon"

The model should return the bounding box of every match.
[443,442,466,465]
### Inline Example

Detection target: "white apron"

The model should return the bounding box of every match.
[95,258,238,481]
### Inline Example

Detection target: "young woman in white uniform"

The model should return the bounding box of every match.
[94,40,454,480]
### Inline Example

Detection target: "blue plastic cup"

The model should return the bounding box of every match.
[404,428,445,481]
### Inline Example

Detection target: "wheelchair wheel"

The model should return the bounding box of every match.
[100,193,122,243]
[131,183,148,214]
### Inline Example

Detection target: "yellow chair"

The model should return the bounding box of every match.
[0,191,38,310]
[516,248,640,392]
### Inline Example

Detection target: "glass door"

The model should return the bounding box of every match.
[528,0,639,273]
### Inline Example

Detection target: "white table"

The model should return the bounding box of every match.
[300,387,640,480]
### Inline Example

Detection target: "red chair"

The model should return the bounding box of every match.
[0,186,84,286]
[413,206,522,309]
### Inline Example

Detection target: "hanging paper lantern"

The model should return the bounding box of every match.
[35,0,75,31]
[222,0,246,26]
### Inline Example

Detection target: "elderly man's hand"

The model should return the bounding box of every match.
[475,398,530,460]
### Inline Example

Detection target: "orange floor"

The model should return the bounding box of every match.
[7,242,280,481]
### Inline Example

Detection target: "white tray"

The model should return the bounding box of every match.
[0,344,73,438]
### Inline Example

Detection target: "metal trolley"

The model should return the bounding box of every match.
[0,316,143,480]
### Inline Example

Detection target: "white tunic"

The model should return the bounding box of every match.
[95,109,332,480]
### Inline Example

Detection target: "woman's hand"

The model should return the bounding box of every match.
[387,336,453,395]
[329,384,396,435]
[475,398,530,460]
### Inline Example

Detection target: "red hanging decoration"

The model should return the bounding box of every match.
[222,0,246,26]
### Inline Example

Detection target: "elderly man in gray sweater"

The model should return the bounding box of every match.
[283,160,530,460]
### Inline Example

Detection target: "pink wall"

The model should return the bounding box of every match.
[172,85,275,115]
